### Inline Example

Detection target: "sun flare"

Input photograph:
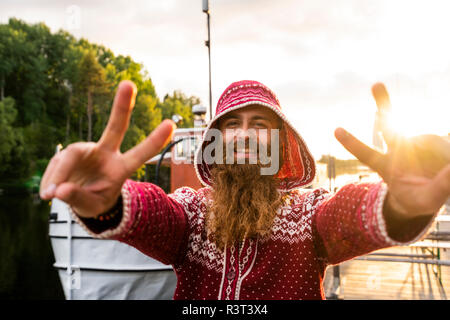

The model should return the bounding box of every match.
[385,97,449,139]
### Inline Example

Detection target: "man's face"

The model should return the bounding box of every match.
[207,105,283,249]
[217,105,281,162]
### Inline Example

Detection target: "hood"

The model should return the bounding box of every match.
[194,80,316,191]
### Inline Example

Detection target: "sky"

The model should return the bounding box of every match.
[1,0,449,159]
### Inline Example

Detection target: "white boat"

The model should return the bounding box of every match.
[48,197,177,300]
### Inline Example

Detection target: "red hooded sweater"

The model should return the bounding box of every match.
[72,179,437,300]
[72,81,438,300]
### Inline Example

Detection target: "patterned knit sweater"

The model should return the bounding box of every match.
[72,179,437,300]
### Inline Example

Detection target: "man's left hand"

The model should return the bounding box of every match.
[335,83,450,219]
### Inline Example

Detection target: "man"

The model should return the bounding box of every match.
[40,80,450,300]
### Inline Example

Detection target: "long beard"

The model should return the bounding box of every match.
[206,154,282,250]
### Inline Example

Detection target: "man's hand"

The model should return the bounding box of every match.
[335,82,450,219]
[39,80,176,218]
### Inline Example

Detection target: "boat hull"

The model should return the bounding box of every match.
[49,198,177,300]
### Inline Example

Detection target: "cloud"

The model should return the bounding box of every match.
[1,0,448,159]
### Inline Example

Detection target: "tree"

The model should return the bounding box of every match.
[0,25,16,101]
[0,97,29,179]
[0,97,19,162]
[76,49,108,141]
[5,18,48,125]
[133,94,162,133]
[0,19,200,181]
[159,90,199,128]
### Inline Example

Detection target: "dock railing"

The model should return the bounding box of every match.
[326,209,450,300]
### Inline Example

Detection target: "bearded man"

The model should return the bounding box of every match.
[40,80,450,300]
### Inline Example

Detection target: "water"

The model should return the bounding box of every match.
[313,163,380,191]
[0,193,65,299]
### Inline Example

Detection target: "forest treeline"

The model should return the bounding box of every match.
[0,18,199,182]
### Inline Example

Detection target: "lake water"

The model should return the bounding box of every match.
[0,193,65,299]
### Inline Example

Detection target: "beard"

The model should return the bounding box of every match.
[205,139,283,250]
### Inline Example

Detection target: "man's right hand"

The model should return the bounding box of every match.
[39,80,176,218]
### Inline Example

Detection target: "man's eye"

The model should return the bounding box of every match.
[254,122,268,128]
[226,121,239,127]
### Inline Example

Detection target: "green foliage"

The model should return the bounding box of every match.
[0,18,200,181]
[77,49,107,94]
[120,125,147,180]
[0,97,30,179]
[23,121,56,160]
[160,90,200,128]
[133,94,162,133]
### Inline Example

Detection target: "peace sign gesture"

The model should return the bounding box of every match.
[335,83,450,219]
[39,81,176,218]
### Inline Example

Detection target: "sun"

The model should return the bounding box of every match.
[384,97,449,139]
[387,108,424,138]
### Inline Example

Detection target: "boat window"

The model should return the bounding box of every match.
[174,136,201,161]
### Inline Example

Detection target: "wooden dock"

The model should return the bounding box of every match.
[323,212,450,300]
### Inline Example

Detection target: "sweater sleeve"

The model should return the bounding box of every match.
[311,181,441,266]
[70,179,193,266]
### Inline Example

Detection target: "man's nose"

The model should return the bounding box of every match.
[233,127,257,139]
[233,128,259,148]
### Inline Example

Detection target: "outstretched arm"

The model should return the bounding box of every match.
[72,180,191,266]
[40,81,176,218]
[313,83,449,265]
[335,83,449,230]
[311,180,439,266]
[40,81,191,265]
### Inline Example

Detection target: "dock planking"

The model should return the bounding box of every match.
[323,245,449,300]
[323,211,450,300]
